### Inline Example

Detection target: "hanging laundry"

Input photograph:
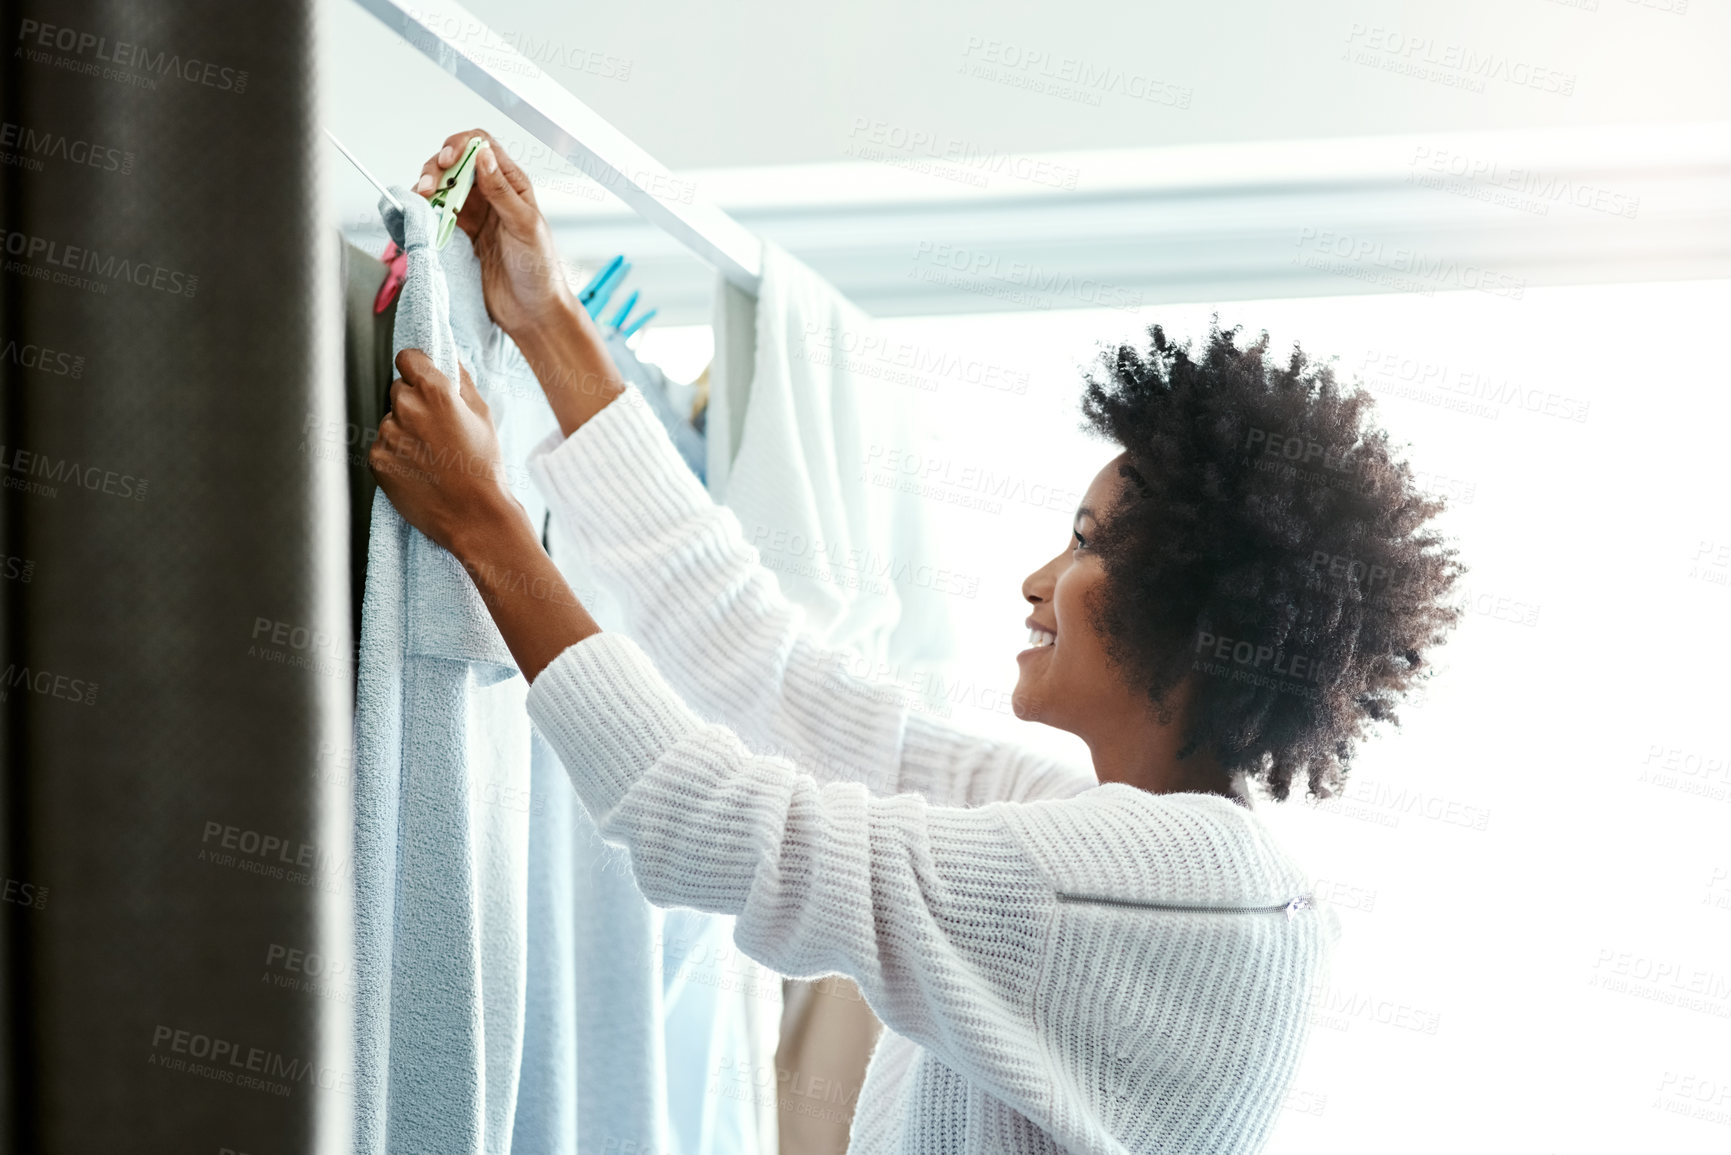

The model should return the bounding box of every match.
[350,186,558,1155]
[705,243,965,1150]
[514,504,674,1155]
[707,241,956,673]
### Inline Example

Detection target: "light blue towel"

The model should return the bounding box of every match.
[352,186,556,1155]
[518,497,674,1155]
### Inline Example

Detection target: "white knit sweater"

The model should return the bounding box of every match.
[523,385,1338,1155]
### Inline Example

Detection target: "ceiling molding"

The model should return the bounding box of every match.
[342,123,1731,324]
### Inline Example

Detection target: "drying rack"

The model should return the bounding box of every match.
[352,0,763,297]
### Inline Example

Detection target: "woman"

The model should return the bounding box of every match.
[373,130,1465,1155]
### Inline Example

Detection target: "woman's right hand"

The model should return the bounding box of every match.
[415,129,579,343]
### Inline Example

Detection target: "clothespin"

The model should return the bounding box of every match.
[607,290,640,331]
[578,255,655,337]
[578,255,625,311]
[374,240,409,314]
[429,136,487,250]
[583,258,631,318]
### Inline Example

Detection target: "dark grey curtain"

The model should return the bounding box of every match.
[0,1,348,1150]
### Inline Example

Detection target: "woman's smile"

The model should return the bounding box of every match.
[1019,616,1057,661]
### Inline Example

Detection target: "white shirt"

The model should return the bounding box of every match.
[524,385,1338,1154]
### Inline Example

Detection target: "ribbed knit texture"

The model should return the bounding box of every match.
[523,387,1339,1154]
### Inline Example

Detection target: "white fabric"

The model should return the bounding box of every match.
[709,244,956,672]
[523,388,1340,1155]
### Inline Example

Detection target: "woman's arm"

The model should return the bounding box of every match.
[522,628,1100,1150]
[526,380,1094,806]
[391,128,1091,806]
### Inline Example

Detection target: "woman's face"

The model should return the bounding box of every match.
[1012,453,1138,732]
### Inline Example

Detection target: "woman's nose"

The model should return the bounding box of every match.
[1023,552,1061,605]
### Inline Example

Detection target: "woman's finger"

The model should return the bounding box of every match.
[470,143,538,235]
[475,132,537,208]
[456,361,490,418]
[416,129,486,198]
[394,347,452,393]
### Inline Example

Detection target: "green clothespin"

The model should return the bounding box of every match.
[429,136,487,249]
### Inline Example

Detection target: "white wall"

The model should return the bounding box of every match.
[826,279,1731,1153]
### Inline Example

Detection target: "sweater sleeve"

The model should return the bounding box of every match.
[526,386,1094,807]
[524,630,1072,1143]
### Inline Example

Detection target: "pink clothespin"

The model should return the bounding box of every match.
[373,240,408,314]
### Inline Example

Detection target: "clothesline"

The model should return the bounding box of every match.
[353,0,763,295]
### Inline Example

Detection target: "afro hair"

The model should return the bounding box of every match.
[1078,320,1467,802]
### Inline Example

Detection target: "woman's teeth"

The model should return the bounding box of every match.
[1027,628,1055,648]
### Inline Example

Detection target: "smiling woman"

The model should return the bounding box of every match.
[365,129,1465,1155]
[1012,322,1468,803]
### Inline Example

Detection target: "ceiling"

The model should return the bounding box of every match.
[321,0,1731,321]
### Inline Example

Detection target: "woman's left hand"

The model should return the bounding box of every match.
[369,348,529,558]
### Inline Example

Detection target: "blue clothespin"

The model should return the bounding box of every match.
[587,260,630,317]
[578,256,630,318]
[577,255,623,311]
[619,308,658,340]
[607,289,640,331]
